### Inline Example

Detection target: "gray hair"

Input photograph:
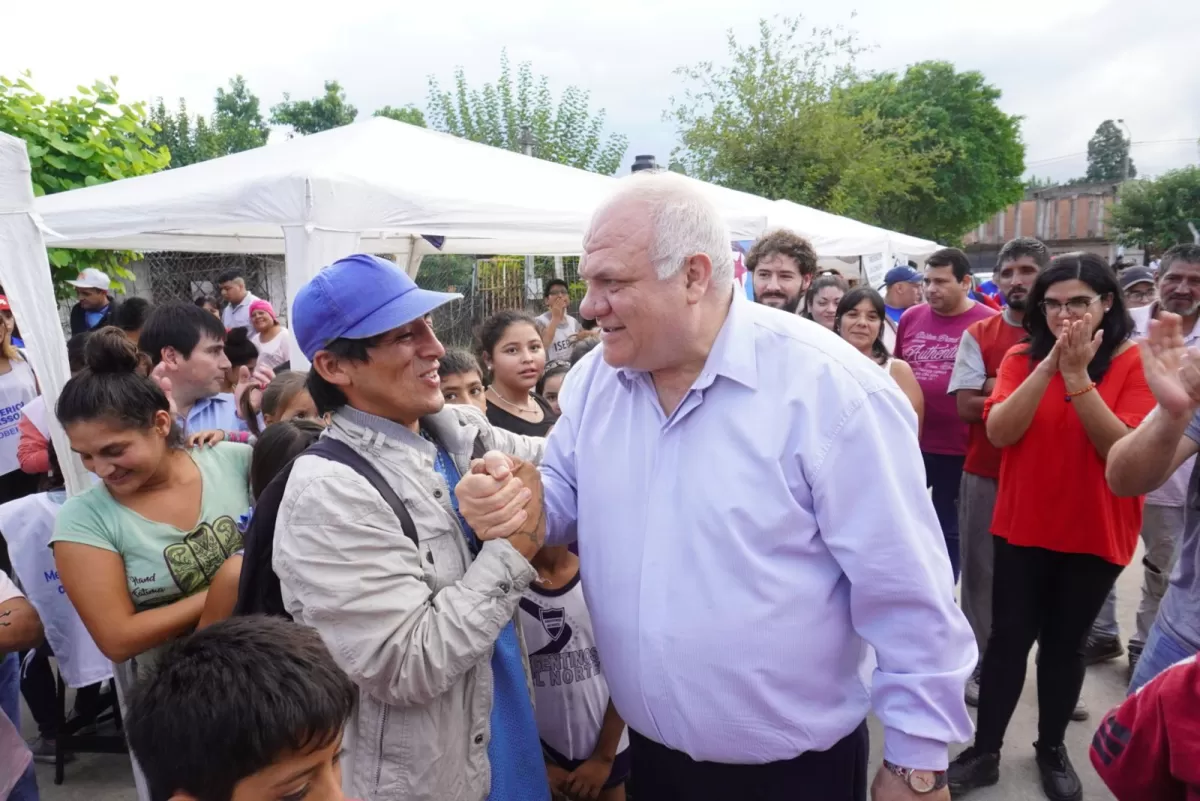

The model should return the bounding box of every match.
[596,171,734,288]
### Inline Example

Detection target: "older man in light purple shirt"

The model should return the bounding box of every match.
[457,173,975,801]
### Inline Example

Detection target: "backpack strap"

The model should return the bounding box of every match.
[307,438,419,549]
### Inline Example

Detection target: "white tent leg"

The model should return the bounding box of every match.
[281,226,361,372]
[0,134,90,496]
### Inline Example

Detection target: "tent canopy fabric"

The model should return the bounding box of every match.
[34,117,769,254]
[0,133,91,495]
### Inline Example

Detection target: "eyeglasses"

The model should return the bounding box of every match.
[1124,288,1155,303]
[545,359,571,371]
[1040,295,1105,315]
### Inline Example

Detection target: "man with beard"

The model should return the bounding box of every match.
[896,248,997,581]
[1086,244,1200,674]
[747,229,817,314]
[948,237,1048,705]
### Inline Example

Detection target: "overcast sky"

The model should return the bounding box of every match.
[5,0,1198,185]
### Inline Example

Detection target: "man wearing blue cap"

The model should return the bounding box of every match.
[883,265,923,325]
[271,254,550,801]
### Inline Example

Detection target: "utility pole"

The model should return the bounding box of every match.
[1117,118,1132,183]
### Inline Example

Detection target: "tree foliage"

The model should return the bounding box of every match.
[1109,166,1200,252]
[151,76,268,169]
[374,104,426,127]
[668,18,942,232]
[1086,119,1135,182]
[212,75,270,154]
[271,80,357,136]
[844,61,1025,243]
[0,73,169,291]
[427,50,627,175]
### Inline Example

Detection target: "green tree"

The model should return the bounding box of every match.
[213,75,269,153]
[844,61,1025,243]
[1086,119,1135,182]
[150,98,220,168]
[0,73,169,291]
[374,104,426,127]
[668,18,940,226]
[270,80,357,136]
[427,50,627,175]
[1109,166,1200,253]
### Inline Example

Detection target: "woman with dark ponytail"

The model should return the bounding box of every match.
[49,328,252,668]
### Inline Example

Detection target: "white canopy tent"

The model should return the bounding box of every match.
[34,118,777,367]
[0,134,91,494]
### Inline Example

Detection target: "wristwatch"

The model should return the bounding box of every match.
[882,760,948,794]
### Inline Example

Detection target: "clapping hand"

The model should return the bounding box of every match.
[234,364,275,419]
[149,362,179,419]
[1056,314,1103,382]
[1140,312,1200,418]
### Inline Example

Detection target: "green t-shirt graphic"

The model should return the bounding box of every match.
[52,443,252,611]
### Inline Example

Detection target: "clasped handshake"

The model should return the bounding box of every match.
[455,451,548,560]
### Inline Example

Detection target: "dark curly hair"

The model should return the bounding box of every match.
[745,229,818,277]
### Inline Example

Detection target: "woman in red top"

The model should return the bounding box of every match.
[949,252,1155,801]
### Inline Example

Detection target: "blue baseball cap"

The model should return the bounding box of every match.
[884,266,922,286]
[292,254,462,361]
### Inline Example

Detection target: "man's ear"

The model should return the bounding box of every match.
[312,350,352,388]
[159,346,182,370]
[683,253,714,303]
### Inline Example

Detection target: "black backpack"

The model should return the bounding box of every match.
[234,435,484,619]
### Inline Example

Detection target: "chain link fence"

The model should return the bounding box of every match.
[140,252,286,322]
[416,254,583,350]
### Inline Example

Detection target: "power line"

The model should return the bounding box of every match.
[1025,137,1198,167]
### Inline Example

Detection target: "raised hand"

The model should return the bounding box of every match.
[1139,313,1200,418]
[234,364,275,419]
[1056,314,1104,380]
[149,363,179,419]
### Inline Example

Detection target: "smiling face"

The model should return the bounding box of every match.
[66,415,173,497]
[579,199,704,371]
[251,309,275,334]
[314,317,446,428]
[810,286,844,330]
[752,253,809,313]
[994,255,1042,311]
[440,369,487,414]
[838,298,883,354]
[486,322,546,394]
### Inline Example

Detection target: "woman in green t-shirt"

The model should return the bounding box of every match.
[50,328,251,665]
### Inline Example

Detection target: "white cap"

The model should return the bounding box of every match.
[66,268,111,291]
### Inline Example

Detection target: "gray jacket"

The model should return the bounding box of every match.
[273,404,545,801]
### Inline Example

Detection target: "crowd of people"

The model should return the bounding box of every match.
[0,171,1198,801]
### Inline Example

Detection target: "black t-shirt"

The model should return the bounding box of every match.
[486,393,558,437]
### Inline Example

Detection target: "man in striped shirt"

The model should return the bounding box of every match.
[139,301,248,435]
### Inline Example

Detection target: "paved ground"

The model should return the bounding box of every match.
[27,557,1144,800]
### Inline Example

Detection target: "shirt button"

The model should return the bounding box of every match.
[498,581,511,593]
[474,734,484,745]
[433,489,443,499]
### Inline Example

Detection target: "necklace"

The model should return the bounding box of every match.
[488,386,539,416]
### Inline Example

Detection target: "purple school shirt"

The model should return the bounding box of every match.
[896,302,998,456]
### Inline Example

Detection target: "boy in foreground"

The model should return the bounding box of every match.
[125,616,356,801]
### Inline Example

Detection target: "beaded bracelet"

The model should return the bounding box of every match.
[1065,382,1096,402]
